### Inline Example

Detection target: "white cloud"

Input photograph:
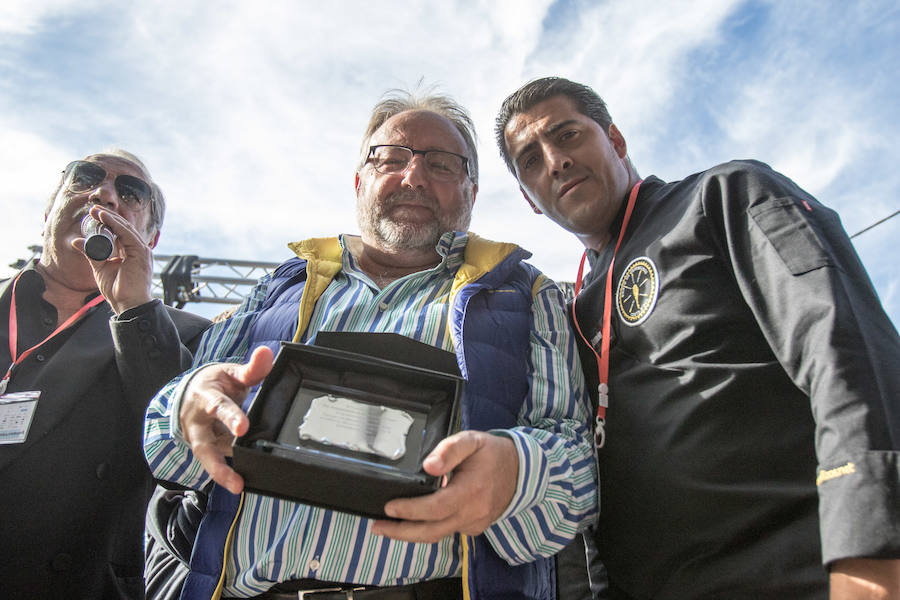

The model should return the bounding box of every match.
[0,0,82,35]
[0,0,896,326]
[0,124,72,271]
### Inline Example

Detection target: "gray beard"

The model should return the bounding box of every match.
[359,188,472,251]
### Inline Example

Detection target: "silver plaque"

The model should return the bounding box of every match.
[298,394,414,460]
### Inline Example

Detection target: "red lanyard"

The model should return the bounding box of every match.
[571,180,642,448]
[2,271,105,393]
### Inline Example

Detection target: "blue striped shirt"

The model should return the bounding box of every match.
[145,232,596,597]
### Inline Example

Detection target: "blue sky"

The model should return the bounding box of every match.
[1,0,898,326]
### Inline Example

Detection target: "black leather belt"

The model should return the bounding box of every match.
[226,577,461,600]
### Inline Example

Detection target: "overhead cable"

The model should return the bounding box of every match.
[850,209,900,239]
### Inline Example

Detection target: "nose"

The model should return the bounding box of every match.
[546,146,572,176]
[400,154,430,189]
[87,178,120,210]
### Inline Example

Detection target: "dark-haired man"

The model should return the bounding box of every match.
[497,77,900,599]
[0,151,209,599]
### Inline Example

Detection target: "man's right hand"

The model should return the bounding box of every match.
[76,205,156,315]
[180,345,274,494]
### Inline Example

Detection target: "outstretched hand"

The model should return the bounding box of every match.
[372,430,519,543]
[179,346,275,494]
[72,205,156,315]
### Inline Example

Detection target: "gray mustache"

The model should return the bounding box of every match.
[382,189,439,212]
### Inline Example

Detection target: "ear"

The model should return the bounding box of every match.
[354,172,361,194]
[520,186,543,215]
[470,182,478,205]
[148,229,160,249]
[608,124,628,159]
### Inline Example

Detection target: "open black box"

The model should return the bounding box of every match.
[232,332,464,519]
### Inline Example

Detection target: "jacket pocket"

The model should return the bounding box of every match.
[748,197,833,275]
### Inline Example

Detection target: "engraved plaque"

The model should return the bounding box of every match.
[298,394,414,460]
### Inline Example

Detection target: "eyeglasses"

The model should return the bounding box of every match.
[62,160,152,209]
[367,145,471,182]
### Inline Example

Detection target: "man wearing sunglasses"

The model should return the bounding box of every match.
[496,77,900,599]
[0,150,210,599]
[143,90,596,600]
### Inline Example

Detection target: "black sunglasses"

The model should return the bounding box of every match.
[62,160,152,209]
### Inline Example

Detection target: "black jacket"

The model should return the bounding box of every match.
[575,161,900,599]
[0,265,210,599]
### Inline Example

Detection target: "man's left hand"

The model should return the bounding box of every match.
[372,430,519,543]
[74,205,155,314]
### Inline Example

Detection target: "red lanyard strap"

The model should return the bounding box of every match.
[572,180,642,448]
[3,272,105,389]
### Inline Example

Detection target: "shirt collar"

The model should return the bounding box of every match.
[338,231,469,275]
[436,231,468,271]
[585,177,664,268]
[16,259,102,306]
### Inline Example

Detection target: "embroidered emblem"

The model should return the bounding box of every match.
[816,462,856,486]
[616,257,659,326]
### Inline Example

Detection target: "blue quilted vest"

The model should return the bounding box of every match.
[181,235,556,600]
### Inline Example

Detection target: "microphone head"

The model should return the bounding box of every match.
[80,215,115,261]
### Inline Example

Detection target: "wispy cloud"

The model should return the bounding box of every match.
[1,0,896,324]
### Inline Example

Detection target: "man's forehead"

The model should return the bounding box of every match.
[83,154,151,182]
[505,96,595,152]
[372,110,467,153]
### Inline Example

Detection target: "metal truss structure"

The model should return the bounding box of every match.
[10,246,279,309]
[151,254,280,308]
[12,247,574,309]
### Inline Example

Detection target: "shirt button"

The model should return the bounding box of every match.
[138,319,151,331]
[308,558,320,571]
[35,354,45,362]
[96,462,110,480]
[42,317,54,327]
[378,301,389,311]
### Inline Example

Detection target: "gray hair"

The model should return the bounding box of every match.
[495,77,614,174]
[358,87,479,184]
[46,148,166,236]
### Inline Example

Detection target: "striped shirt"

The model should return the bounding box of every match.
[145,232,596,597]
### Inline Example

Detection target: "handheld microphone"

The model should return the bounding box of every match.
[80,214,116,261]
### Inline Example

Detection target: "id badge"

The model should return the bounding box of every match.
[0,391,40,444]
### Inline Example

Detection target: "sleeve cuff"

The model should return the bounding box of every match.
[818,450,900,565]
[112,298,161,321]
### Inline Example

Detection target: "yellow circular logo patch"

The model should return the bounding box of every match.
[616,257,659,326]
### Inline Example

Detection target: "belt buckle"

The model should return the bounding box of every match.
[297,587,365,599]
